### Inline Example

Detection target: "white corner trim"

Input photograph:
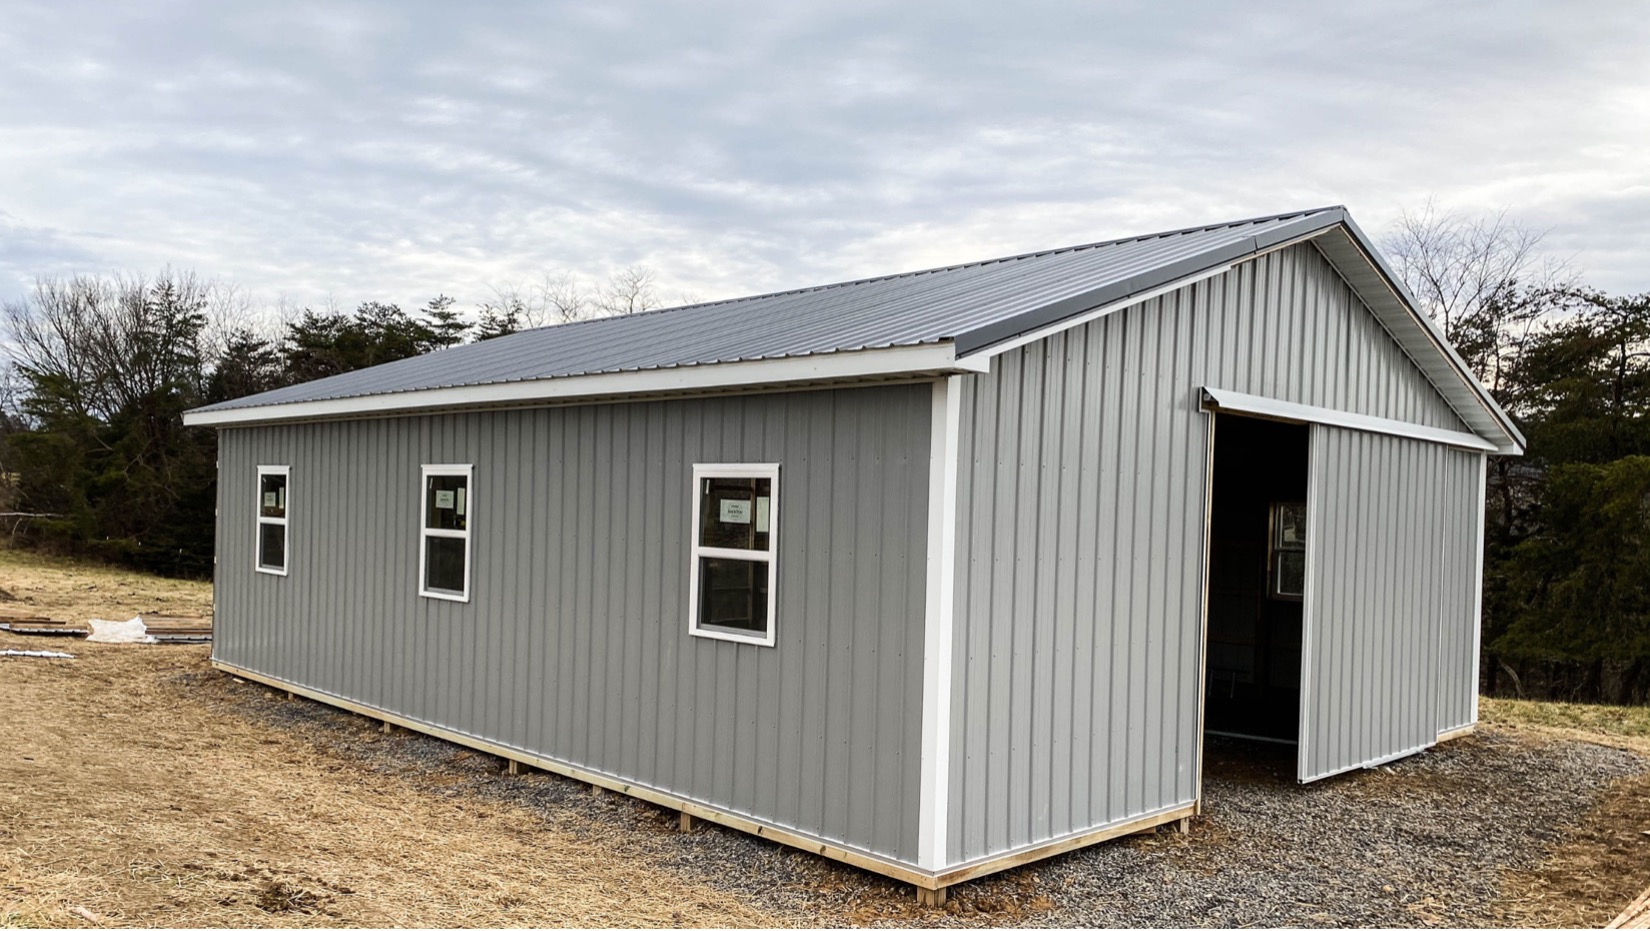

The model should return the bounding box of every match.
[184,343,991,427]
[1199,387,1499,453]
[961,264,1234,361]
[1470,457,1487,725]
[918,375,962,870]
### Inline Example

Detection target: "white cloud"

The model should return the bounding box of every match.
[1,0,1647,320]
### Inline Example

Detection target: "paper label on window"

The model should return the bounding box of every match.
[456,487,465,516]
[755,497,770,532]
[435,490,455,509]
[720,499,751,523]
[264,492,278,508]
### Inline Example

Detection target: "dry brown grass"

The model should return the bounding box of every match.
[0,547,212,621]
[0,631,784,928]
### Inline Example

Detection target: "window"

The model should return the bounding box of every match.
[256,466,289,575]
[1270,501,1306,600]
[420,464,472,602]
[689,464,778,645]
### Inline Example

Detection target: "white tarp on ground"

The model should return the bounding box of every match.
[1,649,74,658]
[86,616,156,644]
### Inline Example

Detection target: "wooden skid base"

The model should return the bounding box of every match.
[1608,884,1650,929]
[215,660,1199,894]
[1436,723,1476,743]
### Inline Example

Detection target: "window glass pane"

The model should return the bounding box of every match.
[1274,502,1306,549]
[697,557,769,633]
[425,535,467,593]
[699,477,771,551]
[1275,550,1306,598]
[260,473,287,519]
[426,474,469,531]
[258,522,286,570]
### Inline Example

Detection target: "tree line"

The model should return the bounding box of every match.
[0,266,668,576]
[1385,205,1650,702]
[1,212,1647,703]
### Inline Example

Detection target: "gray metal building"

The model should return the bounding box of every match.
[185,207,1523,898]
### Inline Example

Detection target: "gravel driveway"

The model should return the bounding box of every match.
[216,674,1644,928]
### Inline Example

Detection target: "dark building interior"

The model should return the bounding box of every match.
[1204,414,1309,743]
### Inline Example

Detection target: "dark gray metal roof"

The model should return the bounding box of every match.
[191,207,1348,415]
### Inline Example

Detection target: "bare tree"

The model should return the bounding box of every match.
[1383,201,1573,392]
[593,265,660,317]
[2,270,215,423]
[538,270,590,324]
[479,264,666,334]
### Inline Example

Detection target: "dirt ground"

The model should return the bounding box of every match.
[4,548,1649,928]
[0,631,785,928]
[1482,699,1650,928]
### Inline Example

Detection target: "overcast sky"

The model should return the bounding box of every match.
[2,0,1646,317]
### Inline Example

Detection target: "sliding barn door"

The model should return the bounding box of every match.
[1298,426,1482,782]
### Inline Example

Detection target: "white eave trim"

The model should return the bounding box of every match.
[1307,225,1526,455]
[1199,387,1499,453]
[184,343,992,427]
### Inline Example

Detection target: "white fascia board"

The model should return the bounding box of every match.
[184,343,992,427]
[1308,226,1526,455]
[961,264,1234,361]
[917,375,962,870]
[1200,387,1499,453]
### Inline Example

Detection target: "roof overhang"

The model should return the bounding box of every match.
[182,342,990,428]
[1308,217,1525,456]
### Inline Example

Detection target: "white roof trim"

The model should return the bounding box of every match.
[1200,387,1499,453]
[1308,224,1524,455]
[183,343,990,427]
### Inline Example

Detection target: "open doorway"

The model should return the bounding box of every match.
[1203,414,1309,744]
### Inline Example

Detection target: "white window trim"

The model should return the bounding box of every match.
[255,465,289,576]
[419,463,473,603]
[688,462,779,647]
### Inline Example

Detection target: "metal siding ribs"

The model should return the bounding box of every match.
[212,383,932,864]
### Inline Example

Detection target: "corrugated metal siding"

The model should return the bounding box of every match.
[214,384,930,863]
[945,242,1474,865]
[1435,452,1486,735]
[1299,428,1481,781]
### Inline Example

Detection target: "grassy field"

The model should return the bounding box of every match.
[0,547,213,622]
[1483,695,1650,746]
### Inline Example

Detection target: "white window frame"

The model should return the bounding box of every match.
[688,463,779,647]
[255,465,289,576]
[419,463,473,603]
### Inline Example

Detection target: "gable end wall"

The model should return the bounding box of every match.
[944,242,1475,865]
